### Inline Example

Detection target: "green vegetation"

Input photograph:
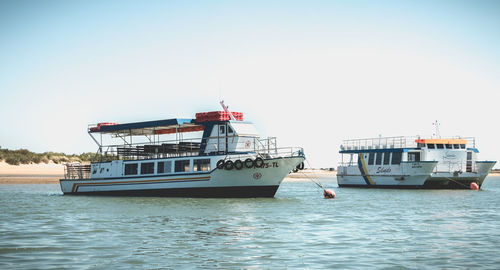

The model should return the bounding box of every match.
[0,147,99,165]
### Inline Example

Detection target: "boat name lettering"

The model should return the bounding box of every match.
[262,162,279,168]
[376,167,391,173]
[443,151,457,160]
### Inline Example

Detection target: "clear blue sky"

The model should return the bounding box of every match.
[1,0,499,168]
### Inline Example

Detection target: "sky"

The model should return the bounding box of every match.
[1,0,499,168]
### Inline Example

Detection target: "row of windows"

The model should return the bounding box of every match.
[424,143,466,149]
[124,159,211,176]
[367,152,402,165]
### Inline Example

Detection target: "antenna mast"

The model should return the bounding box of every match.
[432,120,441,138]
[219,100,235,120]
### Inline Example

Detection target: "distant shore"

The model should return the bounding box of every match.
[0,161,63,184]
[0,161,497,184]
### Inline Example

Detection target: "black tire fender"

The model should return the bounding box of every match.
[296,162,305,170]
[254,157,264,168]
[224,160,234,170]
[234,160,243,170]
[244,158,254,168]
[216,159,225,169]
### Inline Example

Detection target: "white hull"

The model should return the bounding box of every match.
[60,156,304,197]
[424,161,496,189]
[337,161,438,188]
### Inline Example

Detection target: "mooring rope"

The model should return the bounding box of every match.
[444,177,472,189]
[299,159,327,191]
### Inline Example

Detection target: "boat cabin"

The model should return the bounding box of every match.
[339,136,478,173]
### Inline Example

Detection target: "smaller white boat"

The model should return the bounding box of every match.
[337,135,495,189]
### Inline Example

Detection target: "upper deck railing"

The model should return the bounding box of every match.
[340,136,476,151]
[89,135,301,162]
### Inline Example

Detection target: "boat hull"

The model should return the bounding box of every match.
[61,185,279,198]
[337,161,438,188]
[423,161,496,189]
[59,156,304,197]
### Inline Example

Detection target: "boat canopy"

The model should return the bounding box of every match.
[89,118,203,136]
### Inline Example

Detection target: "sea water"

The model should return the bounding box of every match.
[1,177,500,269]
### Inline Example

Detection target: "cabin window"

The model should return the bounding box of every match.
[375,153,382,165]
[453,144,459,149]
[228,126,234,134]
[445,144,452,149]
[460,144,466,149]
[408,152,421,162]
[175,160,190,172]
[427,144,435,149]
[194,159,211,171]
[219,125,225,135]
[141,162,154,175]
[157,161,172,174]
[124,163,138,175]
[368,153,375,165]
[436,144,444,149]
[391,152,402,165]
[383,152,391,165]
[417,143,425,147]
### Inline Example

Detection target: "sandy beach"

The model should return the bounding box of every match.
[0,161,64,184]
[0,161,337,184]
[0,161,496,184]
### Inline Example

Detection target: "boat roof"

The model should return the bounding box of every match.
[415,139,468,144]
[91,118,201,135]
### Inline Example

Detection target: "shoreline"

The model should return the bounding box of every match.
[1,160,498,185]
[0,171,334,184]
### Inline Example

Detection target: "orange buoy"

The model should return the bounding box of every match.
[323,189,335,199]
[470,182,479,190]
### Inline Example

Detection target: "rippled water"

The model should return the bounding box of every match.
[1,177,500,269]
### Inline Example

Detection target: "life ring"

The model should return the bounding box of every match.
[296,162,305,170]
[234,160,243,170]
[216,159,225,169]
[224,160,234,170]
[244,158,254,168]
[254,157,264,168]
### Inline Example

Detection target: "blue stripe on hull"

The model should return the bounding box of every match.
[357,156,372,185]
[64,185,280,198]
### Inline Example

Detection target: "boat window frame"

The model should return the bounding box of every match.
[445,144,452,149]
[140,162,155,175]
[368,153,375,165]
[391,152,402,165]
[375,153,382,165]
[427,144,435,149]
[453,144,459,149]
[157,160,172,174]
[460,144,466,149]
[124,163,138,175]
[193,159,211,172]
[383,152,391,165]
[174,159,191,173]
[408,152,421,162]
[436,144,444,149]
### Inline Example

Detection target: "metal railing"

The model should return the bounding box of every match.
[64,163,91,179]
[340,136,476,151]
[89,135,302,161]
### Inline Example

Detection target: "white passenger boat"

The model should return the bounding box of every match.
[60,104,305,197]
[337,136,496,189]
